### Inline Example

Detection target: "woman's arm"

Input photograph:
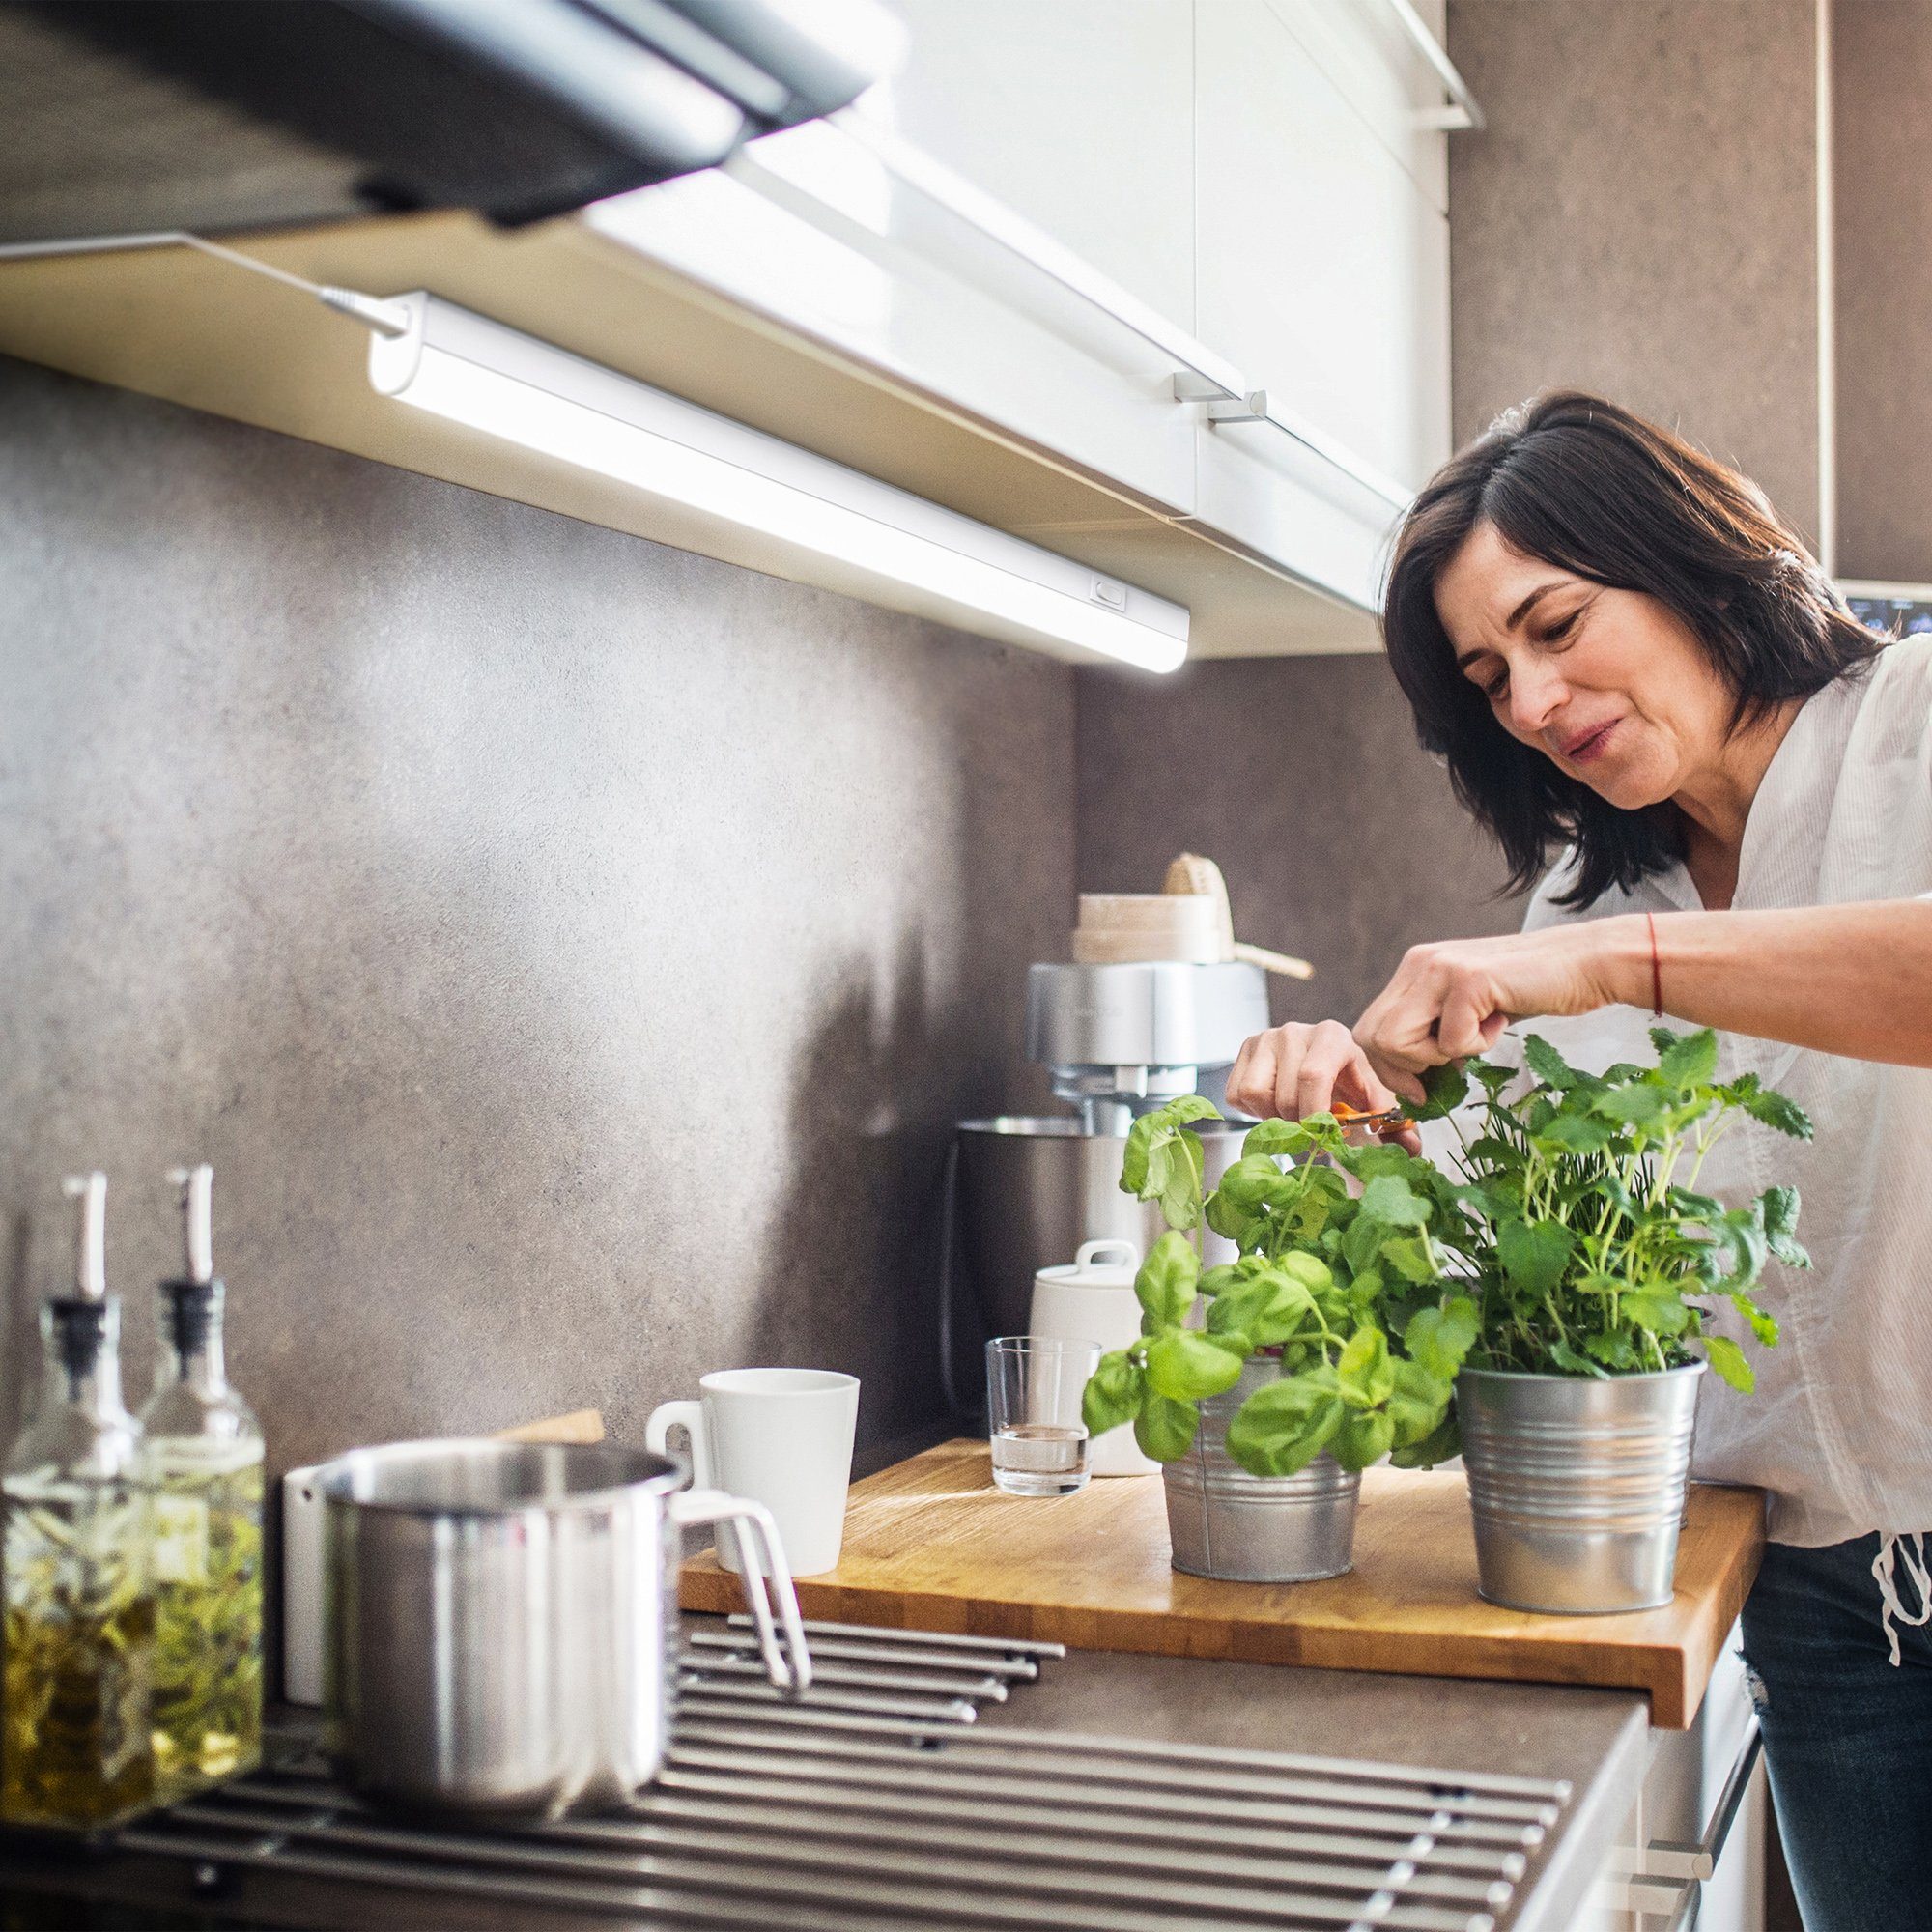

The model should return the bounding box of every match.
[1353,899,1932,1096]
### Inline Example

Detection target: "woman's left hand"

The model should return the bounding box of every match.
[1351,921,1635,1097]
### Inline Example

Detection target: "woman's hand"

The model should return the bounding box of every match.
[1225,1019,1423,1151]
[1351,922,1635,1093]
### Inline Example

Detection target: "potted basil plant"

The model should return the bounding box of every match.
[1402,1026,1813,1613]
[1079,1097,1477,1582]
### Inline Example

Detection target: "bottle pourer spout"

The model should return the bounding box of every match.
[167,1164,214,1287]
[61,1171,107,1301]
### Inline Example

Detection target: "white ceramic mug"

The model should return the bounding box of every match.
[1028,1239,1158,1477]
[646,1368,860,1577]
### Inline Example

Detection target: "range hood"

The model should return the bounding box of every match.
[0,0,903,239]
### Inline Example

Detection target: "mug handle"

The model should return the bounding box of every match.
[645,1399,712,1486]
[668,1489,812,1695]
[1076,1238,1141,1271]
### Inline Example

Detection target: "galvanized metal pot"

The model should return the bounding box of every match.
[320,1439,810,1818]
[1163,1359,1359,1582]
[1457,1363,1705,1615]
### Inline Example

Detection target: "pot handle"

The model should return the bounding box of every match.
[670,1489,812,1695]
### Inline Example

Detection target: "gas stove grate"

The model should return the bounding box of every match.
[113,1619,1568,1932]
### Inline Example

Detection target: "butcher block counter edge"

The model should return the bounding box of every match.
[680,1438,1766,1728]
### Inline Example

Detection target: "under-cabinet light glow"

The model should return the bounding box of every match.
[367,295,1187,673]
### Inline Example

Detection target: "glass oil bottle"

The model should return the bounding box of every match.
[139,1164,264,1799]
[2,1173,156,1828]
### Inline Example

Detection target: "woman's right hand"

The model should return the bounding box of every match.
[1224,1020,1421,1151]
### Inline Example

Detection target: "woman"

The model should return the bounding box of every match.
[1225,392,1932,1932]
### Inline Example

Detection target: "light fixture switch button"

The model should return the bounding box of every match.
[1089,576,1128,611]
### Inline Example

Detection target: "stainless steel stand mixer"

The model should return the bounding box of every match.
[939,953,1270,1415]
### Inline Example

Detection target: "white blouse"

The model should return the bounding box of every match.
[1456,635,1932,1550]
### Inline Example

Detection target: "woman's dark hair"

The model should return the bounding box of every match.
[1382,390,1879,908]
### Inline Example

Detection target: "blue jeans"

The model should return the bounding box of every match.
[1740,1535,1932,1932]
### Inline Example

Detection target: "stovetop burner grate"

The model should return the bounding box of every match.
[109,1619,1568,1932]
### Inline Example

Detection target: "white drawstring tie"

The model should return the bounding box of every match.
[1871,1532,1932,1667]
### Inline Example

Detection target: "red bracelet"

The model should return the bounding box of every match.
[1646,911,1663,1019]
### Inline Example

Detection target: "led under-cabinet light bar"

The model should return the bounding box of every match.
[365,294,1188,673]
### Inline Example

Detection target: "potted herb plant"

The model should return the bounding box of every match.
[1079,1097,1477,1582]
[1401,1026,1813,1613]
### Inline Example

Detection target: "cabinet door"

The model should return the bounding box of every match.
[882,0,1196,331]
[588,3,1200,518]
[1196,0,1450,501]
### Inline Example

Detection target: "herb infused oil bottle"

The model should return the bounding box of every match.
[138,1165,264,1799]
[2,1173,156,1828]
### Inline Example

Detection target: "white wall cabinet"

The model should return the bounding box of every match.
[0,2,1463,663]
[1195,0,1452,504]
[883,0,1198,332]
[584,0,1459,639]
[870,0,1453,620]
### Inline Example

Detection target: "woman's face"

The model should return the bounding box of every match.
[1433,520,1737,810]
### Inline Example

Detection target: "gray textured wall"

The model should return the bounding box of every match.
[0,355,1073,1475]
[1446,0,1822,544]
[1074,657,1523,1029]
[1833,0,1932,581]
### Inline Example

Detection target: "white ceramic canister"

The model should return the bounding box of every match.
[1028,1239,1157,1477]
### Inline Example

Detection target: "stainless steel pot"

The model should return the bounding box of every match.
[1457,1364,1705,1614]
[943,1117,1248,1410]
[320,1439,810,1817]
[1162,1359,1360,1582]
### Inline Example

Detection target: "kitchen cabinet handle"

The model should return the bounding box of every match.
[733,106,1415,516]
[1377,0,1488,131]
[1646,1716,1764,1883]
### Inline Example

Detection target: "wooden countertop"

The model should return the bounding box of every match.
[680,1438,1765,1727]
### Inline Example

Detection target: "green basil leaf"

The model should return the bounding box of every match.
[1081,1350,1144,1435]
[1347,1143,1419,1180]
[1743,1088,1814,1140]
[1279,1251,1334,1294]
[1241,1119,1312,1159]
[1387,1356,1452,1446]
[1655,1027,1719,1091]
[1157,1129,1208,1232]
[1621,1284,1691,1335]
[1335,1325,1396,1407]
[1144,1329,1249,1401]
[1728,1291,1780,1347]
[1378,1233,1438,1284]
[1358,1174,1432,1229]
[1406,1058,1470,1121]
[1218,1154,1293,1210]
[1334,1406,1396,1470]
[1759,1185,1810,1266]
[1390,1405,1462,1467]
[1593,1084,1666,1124]
[1208,1270,1317,1350]
[1497,1217,1576,1293]
[1224,1370,1344,1477]
[1134,1393,1200,1461]
[1133,1230,1201,1329]
[1521,1033,1580,1090]
[1701,1333,1755,1393]
[1204,1188,1260,1244]
[1539,1112,1612,1154]
[1405,1295,1479,1381]
[1548,1337,1606,1378]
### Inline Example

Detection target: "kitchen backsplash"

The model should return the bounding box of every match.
[1,354,1526,1485]
[0,354,1072,1472]
[1074,655,1524,1029]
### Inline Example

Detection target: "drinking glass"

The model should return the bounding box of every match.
[984,1337,1100,1497]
